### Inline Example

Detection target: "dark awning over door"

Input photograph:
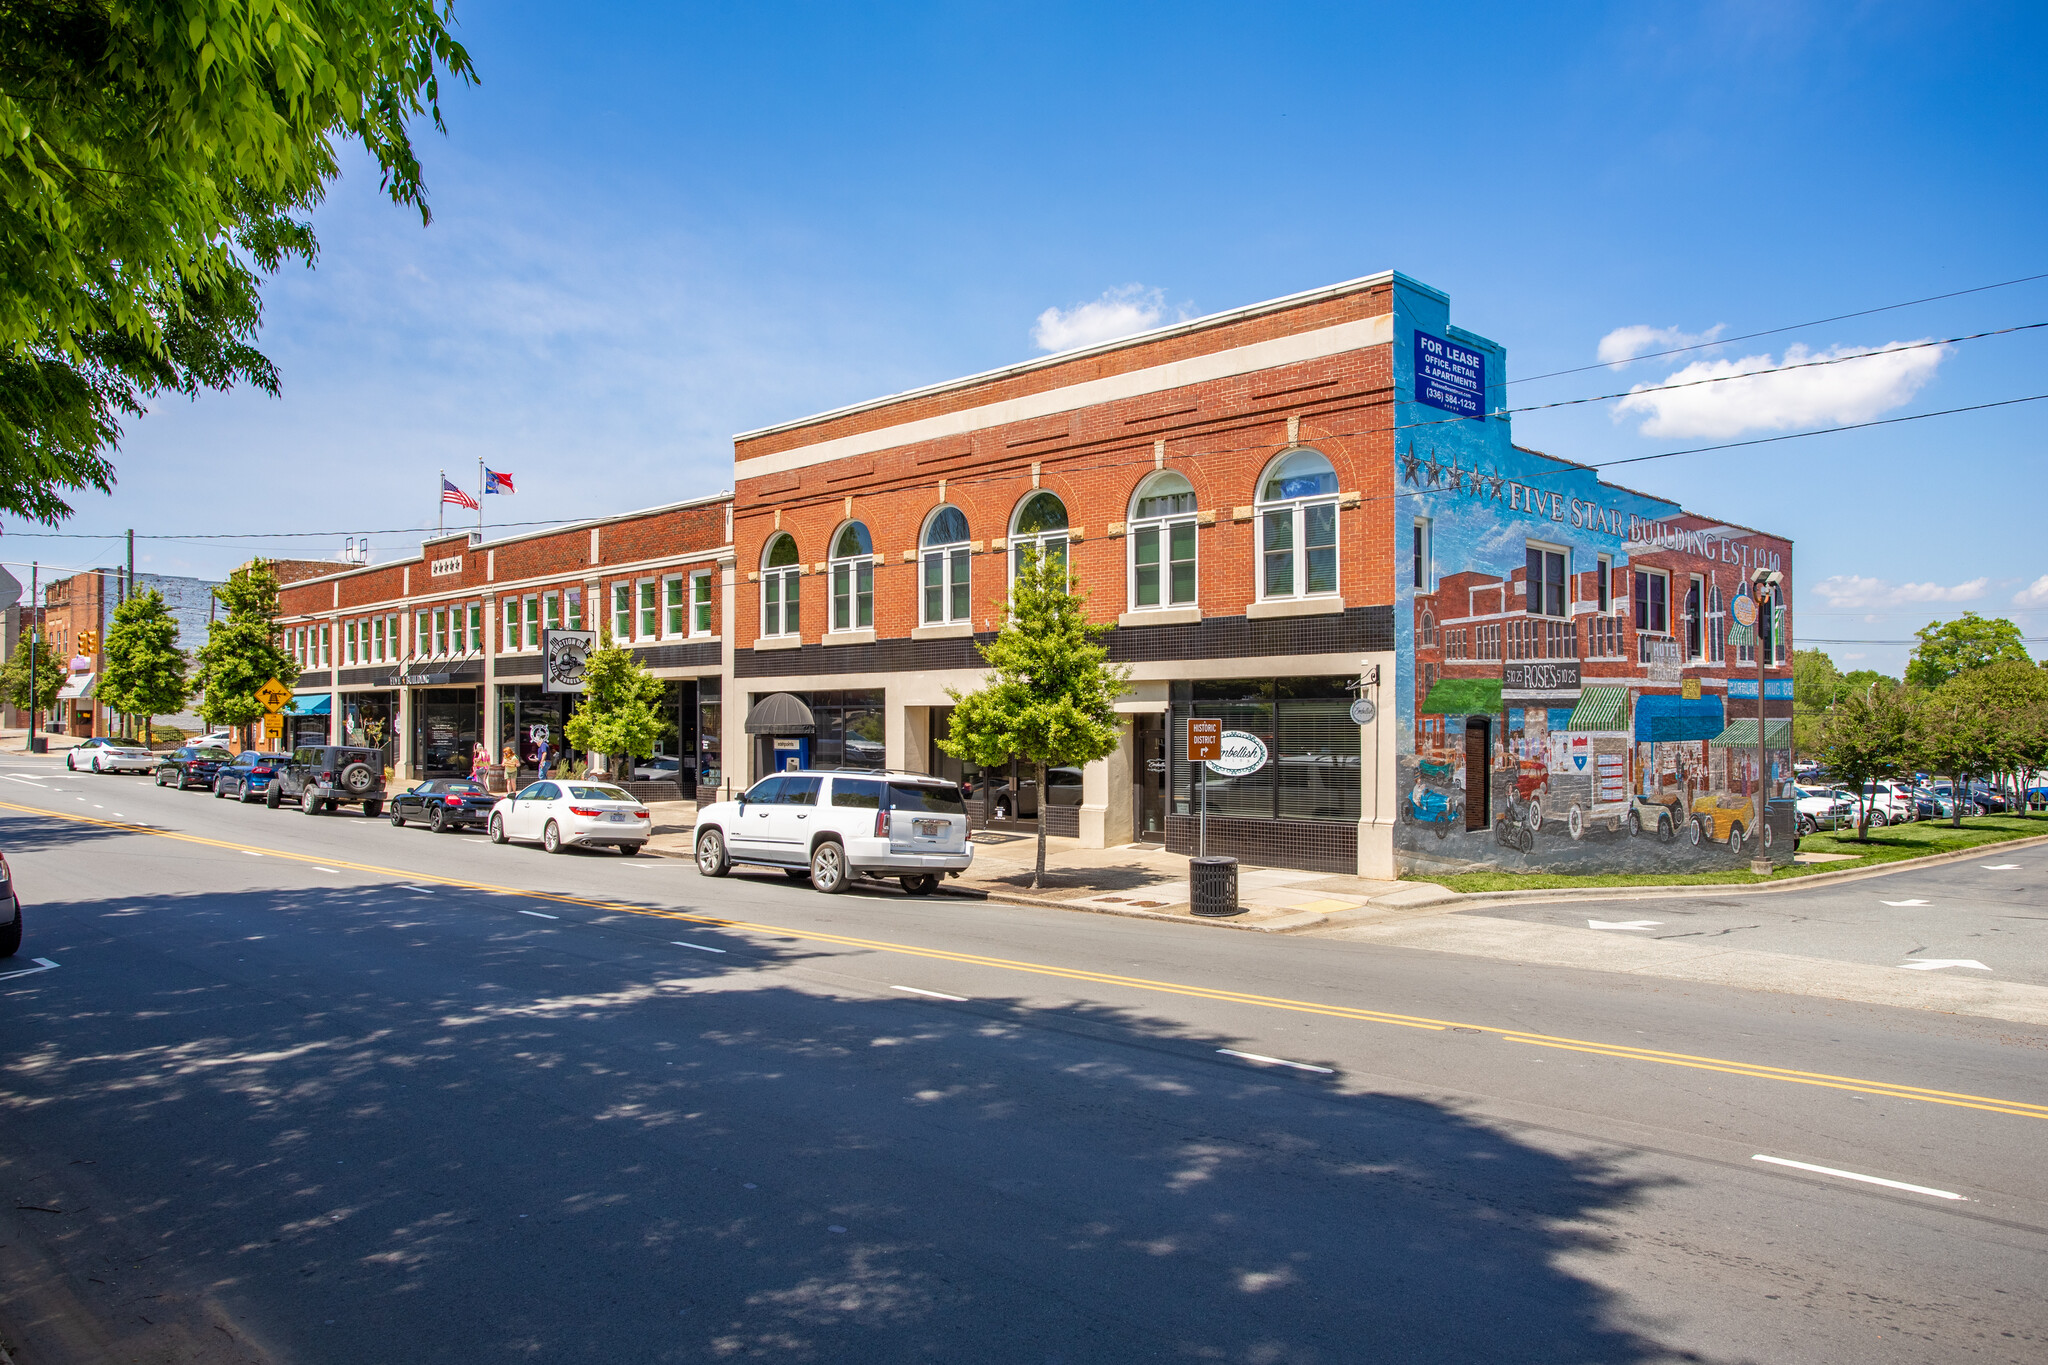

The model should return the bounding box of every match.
[744,692,816,735]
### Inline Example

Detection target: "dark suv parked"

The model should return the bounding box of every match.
[268,746,387,817]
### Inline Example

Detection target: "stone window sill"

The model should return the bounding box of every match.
[1117,607,1202,628]
[821,629,876,647]
[1245,595,1346,620]
[911,621,975,640]
[751,635,802,651]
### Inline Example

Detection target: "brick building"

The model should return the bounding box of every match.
[274,494,733,787]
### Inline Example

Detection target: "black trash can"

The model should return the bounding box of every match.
[26,736,46,755]
[1189,856,1240,917]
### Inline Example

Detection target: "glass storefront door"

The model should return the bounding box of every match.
[1134,713,1167,842]
[415,687,481,778]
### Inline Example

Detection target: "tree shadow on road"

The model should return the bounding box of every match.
[0,882,1701,1364]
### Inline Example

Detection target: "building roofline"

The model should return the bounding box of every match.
[733,270,1412,444]
[1510,445,1790,544]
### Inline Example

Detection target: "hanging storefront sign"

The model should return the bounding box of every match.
[1206,731,1269,777]
[1350,697,1377,725]
[543,628,596,693]
[1413,328,1486,418]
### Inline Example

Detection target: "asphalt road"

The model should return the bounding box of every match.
[1,754,2044,1364]
[1469,856,2048,985]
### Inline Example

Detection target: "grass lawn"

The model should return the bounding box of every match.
[1414,811,2048,893]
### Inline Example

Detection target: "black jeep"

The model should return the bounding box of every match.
[268,745,387,817]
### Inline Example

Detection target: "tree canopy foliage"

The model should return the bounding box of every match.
[101,586,188,743]
[1905,612,2033,690]
[0,0,475,522]
[937,546,1127,888]
[0,625,62,716]
[563,633,670,773]
[190,559,296,729]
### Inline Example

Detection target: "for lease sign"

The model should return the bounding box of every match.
[1413,329,1486,418]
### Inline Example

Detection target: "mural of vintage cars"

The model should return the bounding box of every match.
[1404,782,1463,839]
[1627,792,1682,841]
[1689,791,1763,848]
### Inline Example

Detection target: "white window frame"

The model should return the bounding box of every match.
[1633,567,1670,636]
[1685,573,1706,661]
[523,595,540,651]
[1008,492,1069,590]
[503,598,520,653]
[663,574,685,638]
[637,577,659,640]
[920,506,971,625]
[451,603,466,656]
[1127,472,1197,611]
[761,534,801,639]
[1255,449,1340,602]
[829,522,874,633]
[1525,540,1569,620]
[610,581,632,641]
[543,591,561,633]
[467,603,482,654]
[566,586,584,631]
[345,620,357,665]
[690,569,714,637]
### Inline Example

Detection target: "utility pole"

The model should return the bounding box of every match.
[125,529,136,740]
[1748,567,1783,876]
[25,562,39,752]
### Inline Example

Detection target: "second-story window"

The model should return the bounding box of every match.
[1129,472,1196,610]
[1010,492,1068,586]
[1633,568,1669,634]
[415,611,429,658]
[345,620,358,665]
[1685,575,1705,660]
[566,586,583,630]
[638,579,659,639]
[452,603,467,655]
[1708,583,1725,663]
[1257,449,1339,600]
[830,522,874,632]
[1525,545,1567,618]
[611,582,631,641]
[921,505,970,625]
[503,599,519,652]
[372,616,385,663]
[524,595,540,650]
[664,575,685,637]
[544,592,561,633]
[762,533,801,638]
[691,570,714,635]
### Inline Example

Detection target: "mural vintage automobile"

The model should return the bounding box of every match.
[1688,790,1762,848]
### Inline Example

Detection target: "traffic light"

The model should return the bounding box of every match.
[76,629,99,654]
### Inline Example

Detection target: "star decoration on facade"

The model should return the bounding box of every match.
[1422,450,1443,486]
[1486,470,1507,501]
[1446,457,1466,494]
[1400,445,1423,486]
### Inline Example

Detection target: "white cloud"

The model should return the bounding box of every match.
[1031,285,1176,352]
[1611,340,1944,439]
[1810,574,1988,610]
[1596,323,1725,367]
[2014,574,2048,609]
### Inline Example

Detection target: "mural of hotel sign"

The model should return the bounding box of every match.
[1645,637,1683,684]
[1502,661,1581,701]
[429,555,464,577]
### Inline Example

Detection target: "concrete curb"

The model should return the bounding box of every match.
[1421,830,2048,909]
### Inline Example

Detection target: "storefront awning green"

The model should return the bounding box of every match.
[1565,684,1629,732]
[1418,677,1502,715]
[1709,718,1792,749]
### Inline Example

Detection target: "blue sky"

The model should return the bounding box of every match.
[18,1,2045,675]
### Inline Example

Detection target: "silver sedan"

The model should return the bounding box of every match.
[66,738,157,774]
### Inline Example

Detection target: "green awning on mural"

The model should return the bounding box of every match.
[1419,677,1503,715]
[1565,684,1630,732]
[1709,718,1792,749]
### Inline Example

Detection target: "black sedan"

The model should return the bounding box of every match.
[155,745,232,790]
[389,779,497,832]
[214,751,291,803]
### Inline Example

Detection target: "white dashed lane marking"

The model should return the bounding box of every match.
[1217,1049,1335,1074]
[1752,1154,1962,1200]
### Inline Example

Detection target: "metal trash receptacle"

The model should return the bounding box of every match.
[1189,856,1240,917]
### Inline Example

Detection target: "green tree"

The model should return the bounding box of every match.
[1813,679,1919,841]
[563,633,670,777]
[1840,667,1899,696]
[99,588,187,746]
[1,626,63,719]
[1935,660,2048,817]
[190,561,296,734]
[1791,647,1845,751]
[0,0,476,523]
[936,546,1128,888]
[1905,612,2032,690]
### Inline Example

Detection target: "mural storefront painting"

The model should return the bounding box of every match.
[1392,284,1794,875]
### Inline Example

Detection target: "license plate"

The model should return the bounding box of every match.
[605,812,629,823]
[915,819,945,837]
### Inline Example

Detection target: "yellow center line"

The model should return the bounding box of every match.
[10,799,2048,1122]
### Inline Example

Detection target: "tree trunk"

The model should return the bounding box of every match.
[1032,760,1048,891]
[1951,771,1963,828]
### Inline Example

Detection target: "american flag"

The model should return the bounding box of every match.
[442,477,479,511]
[484,467,515,495]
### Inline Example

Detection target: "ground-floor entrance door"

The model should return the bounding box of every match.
[1464,717,1491,831]
[1133,713,1166,843]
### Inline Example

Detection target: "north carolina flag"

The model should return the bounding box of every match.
[484,467,515,495]
[442,477,479,511]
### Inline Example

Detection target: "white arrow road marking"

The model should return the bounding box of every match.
[0,958,60,982]
[1981,864,2020,870]
[1,774,47,785]
[891,985,968,1001]
[1899,959,1990,971]
[1880,899,1929,906]
[1588,919,1663,931]
[1217,1049,1335,1074]
[1752,1154,1961,1200]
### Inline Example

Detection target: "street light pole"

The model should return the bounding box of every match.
[1749,567,1782,876]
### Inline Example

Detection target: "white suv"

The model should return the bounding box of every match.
[693,770,973,895]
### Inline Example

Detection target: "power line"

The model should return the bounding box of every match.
[1507,269,2048,387]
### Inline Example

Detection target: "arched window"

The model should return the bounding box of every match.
[1127,471,1197,610]
[1421,609,1437,648]
[829,522,874,632]
[1010,491,1068,585]
[921,505,971,625]
[761,533,800,638]
[1255,449,1339,600]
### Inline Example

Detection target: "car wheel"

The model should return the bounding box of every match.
[543,820,566,854]
[1567,804,1584,841]
[901,874,938,895]
[1432,813,1450,840]
[1627,809,1642,837]
[1727,821,1745,848]
[303,795,323,815]
[1688,817,1704,846]
[1870,810,1888,828]
[0,906,19,958]
[1526,798,1543,833]
[266,785,281,809]
[810,839,848,894]
[1761,820,1774,851]
[391,808,406,826]
[65,753,75,771]
[489,814,509,845]
[429,806,448,833]
[695,828,730,876]
[1796,813,1816,836]
[617,842,640,857]
[213,780,226,799]
[238,783,257,803]
[361,800,382,820]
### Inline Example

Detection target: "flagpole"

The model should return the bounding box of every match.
[477,457,485,539]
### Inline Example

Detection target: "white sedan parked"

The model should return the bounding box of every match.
[66,737,157,773]
[487,780,652,854]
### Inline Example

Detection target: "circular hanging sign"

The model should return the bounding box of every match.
[1731,590,1758,628]
[1350,698,1377,726]
[1206,730,1269,777]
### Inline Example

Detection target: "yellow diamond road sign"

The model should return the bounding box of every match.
[256,678,292,713]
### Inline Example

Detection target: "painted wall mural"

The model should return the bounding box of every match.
[1387,276,1795,875]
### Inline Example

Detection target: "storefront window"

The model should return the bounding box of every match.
[1128,471,1197,609]
[415,687,480,778]
[697,676,722,793]
[497,685,584,779]
[1257,450,1339,600]
[830,522,874,631]
[921,505,971,624]
[341,692,397,771]
[1169,677,1358,824]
